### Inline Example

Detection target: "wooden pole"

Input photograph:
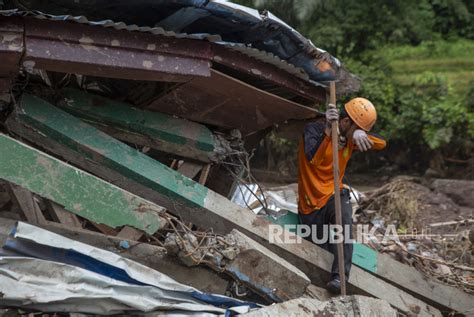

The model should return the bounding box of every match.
[329,81,347,295]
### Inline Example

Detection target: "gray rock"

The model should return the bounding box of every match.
[226,229,311,302]
[243,295,398,317]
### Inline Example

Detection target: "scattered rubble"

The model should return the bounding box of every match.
[242,295,398,317]
[164,225,311,303]
[233,180,473,314]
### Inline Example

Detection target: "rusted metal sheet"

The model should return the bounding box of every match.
[0,10,314,85]
[0,17,23,92]
[211,45,326,103]
[2,1,361,93]
[23,18,212,82]
[1,14,328,103]
[146,69,318,134]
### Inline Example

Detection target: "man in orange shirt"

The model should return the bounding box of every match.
[298,98,386,294]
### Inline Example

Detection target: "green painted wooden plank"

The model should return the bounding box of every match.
[352,243,377,273]
[58,88,215,153]
[14,94,208,209]
[265,213,299,234]
[265,212,378,273]
[0,134,163,234]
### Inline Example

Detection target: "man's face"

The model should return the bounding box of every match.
[340,117,359,139]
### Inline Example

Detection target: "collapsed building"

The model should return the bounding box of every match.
[0,1,472,316]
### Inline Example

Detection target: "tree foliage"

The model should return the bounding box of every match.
[236,0,474,171]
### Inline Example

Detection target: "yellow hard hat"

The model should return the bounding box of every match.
[344,98,377,131]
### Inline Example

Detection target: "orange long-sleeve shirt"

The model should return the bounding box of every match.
[298,122,386,215]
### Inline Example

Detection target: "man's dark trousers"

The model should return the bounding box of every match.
[299,189,353,280]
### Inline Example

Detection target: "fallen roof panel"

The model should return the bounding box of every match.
[0,1,361,93]
[1,10,331,102]
[147,69,318,134]
[22,17,211,82]
[0,9,312,83]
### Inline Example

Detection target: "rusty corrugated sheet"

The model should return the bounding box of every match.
[0,5,360,93]
[0,10,311,83]
[0,12,323,132]
[21,17,212,82]
[211,45,326,102]
[0,10,329,102]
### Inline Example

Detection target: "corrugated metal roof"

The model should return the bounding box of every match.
[0,9,222,41]
[215,41,314,82]
[0,9,314,83]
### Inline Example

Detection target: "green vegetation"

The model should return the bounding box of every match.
[237,0,474,172]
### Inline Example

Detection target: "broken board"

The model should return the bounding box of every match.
[57,88,219,163]
[7,94,208,210]
[0,134,164,234]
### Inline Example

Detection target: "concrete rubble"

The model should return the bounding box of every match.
[0,0,471,316]
[164,228,311,302]
[242,295,398,317]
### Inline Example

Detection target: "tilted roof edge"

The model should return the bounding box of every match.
[0,9,318,84]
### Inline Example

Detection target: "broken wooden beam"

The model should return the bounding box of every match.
[198,164,211,185]
[3,94,453,315]
[6,93,209,211]
[57,88,226,163]
[8,184,47,225]
[0,134,165,234]
[164,227,311,303]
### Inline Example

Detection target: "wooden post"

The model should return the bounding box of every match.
[8,184,47,225]
[45,200,82,228]
[198,164,211,185]
[329,81,346,295]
